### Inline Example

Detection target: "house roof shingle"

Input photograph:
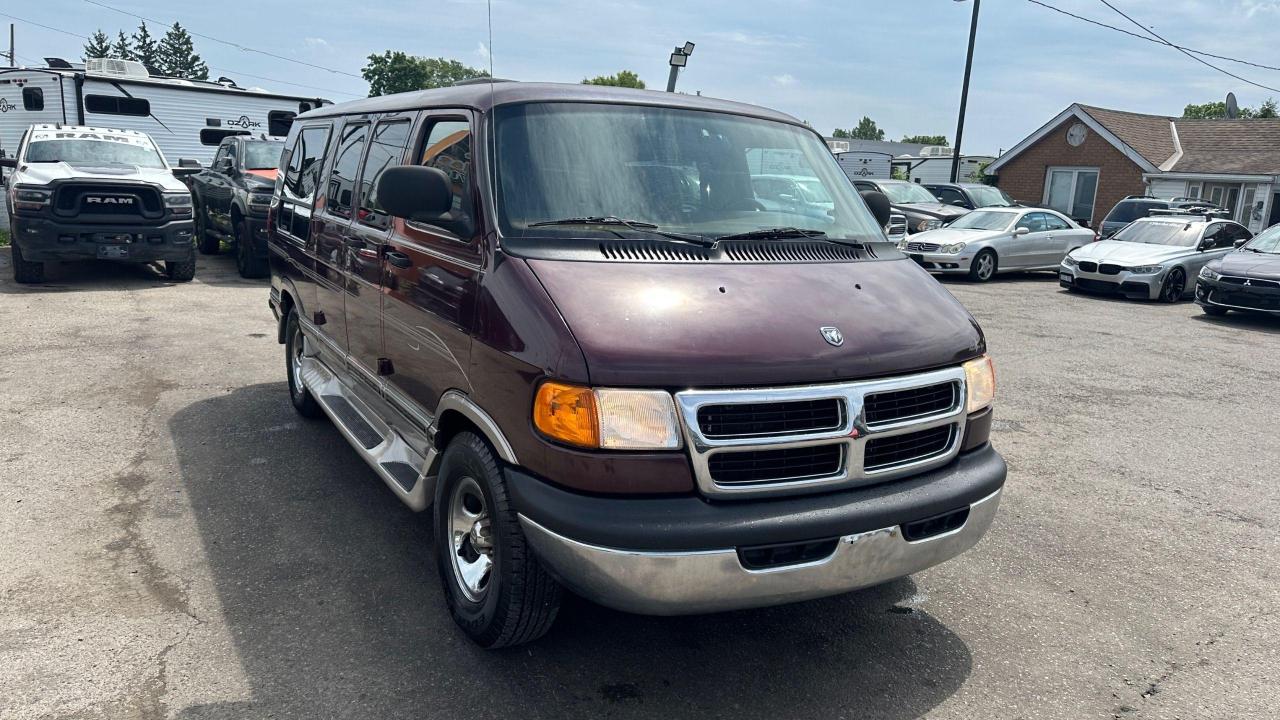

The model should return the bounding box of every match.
[1078,105,1177,168]
[1169,118,1280,174]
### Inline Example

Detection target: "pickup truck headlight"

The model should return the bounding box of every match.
[1199,266,1220,281]
[164,192,193,217]
[248,192,274,211]
[942,242,966,254]
[13,187,51,212]
[534,382,681,450]
[1127,264,1163,275]
[963,355,996,413]
[916,219,943,232]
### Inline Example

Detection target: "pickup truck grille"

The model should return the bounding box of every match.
[676,367,968,498]
[53,183,163,222]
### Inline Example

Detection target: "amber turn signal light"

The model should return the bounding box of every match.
[533,382,600,448]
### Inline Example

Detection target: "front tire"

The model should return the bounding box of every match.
[165,258,196,282]
[234,218,268,279]
[196,205,220,255]
[968,248,997,282]
[285,308,323,418]
[1159,268,1186,303]
[11,242,46,284]
[435,432,561,648]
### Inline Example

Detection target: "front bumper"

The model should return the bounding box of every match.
[910,251,971,273]
[1058,266,1160,299]
[510,443,1006,615]
[11,215,195,263]
[1196,278,1280,314]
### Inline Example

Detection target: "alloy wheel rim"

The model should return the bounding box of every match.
[978,255,994,279]
[290,325,305,400]
[1165,272,1184,301]
[448,476,494,602]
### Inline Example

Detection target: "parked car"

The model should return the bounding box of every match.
[269,82,1005,648]
[1098,196,1225,238]
[187,134,285,277]
[1195,222,1280,316]
[751,173,834,220]
[923,182,1017,210]
[902,207,1094,282]
[852,178,968,233]
[1,124,197,283]
[1060,212,1251,301]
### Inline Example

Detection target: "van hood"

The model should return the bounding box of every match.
[15,162,189,193]
[1070,239,1195,265]
[526,256,985,387]
[1212,250,1280,280]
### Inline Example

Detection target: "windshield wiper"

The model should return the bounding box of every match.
[529,216,716,248]
[713,227,865,249]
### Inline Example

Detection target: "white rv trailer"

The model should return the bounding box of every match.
[0,58,328,167]
[893,146,994,185]
[835,150,893,181]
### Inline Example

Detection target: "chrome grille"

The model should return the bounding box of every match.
[906,241,940,252]
[886,213,908,241]
[675,367,968,498]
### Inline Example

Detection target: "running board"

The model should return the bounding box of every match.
[297,352,439,512]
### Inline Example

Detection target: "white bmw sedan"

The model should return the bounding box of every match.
[901,207,1096,282]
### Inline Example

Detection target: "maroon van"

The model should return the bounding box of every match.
[267,82,1004,648]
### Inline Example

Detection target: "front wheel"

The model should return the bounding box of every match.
[234,219,268,279]
[285,308,323,418]
[196,206,220,255]
[165,258,196,282]
[968,249,997,282]
[435,432,561,648]
[1159,268,1186,303]
[11,242,46,284]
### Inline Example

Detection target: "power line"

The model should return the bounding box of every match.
[1095,0,1280,94]
[1025,0,1280,75]
[0,11,361,98]
[82,0,364,80]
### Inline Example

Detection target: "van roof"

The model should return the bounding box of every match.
[298,81,806,127]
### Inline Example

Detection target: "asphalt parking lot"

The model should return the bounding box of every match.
[1,250,1277,720]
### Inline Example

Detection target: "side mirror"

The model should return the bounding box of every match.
[1234,238,1249,248]
[1198,238,1217,252]
[217,157,236,174]
[858,190,892,228]
[0,157,16,169]
[172,166,200,178]
[379,165,454,221]
[178,158,201,169]
[1013,226,1030,236]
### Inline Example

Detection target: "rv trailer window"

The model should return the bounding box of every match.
[23,87,44,111]
[200,128,248,146]
[85,95,151,117]
[268,111,296,137]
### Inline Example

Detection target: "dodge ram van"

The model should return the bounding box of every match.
[267,83,1005,648]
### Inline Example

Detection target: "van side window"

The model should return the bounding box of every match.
[419,120,472,223]
[280,125,331,243]
[23,87,44,112]
[357,120,411,230]
[327,123,369,220]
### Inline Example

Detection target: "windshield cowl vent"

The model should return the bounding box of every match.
[722,241,863,263]
[595,239,873,263]
[598,240,713,262]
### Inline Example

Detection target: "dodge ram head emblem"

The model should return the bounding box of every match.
[820,326,844,346]
[86,196,134,205]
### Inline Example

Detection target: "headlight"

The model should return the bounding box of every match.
[916,219,943,232]
[164,192,193,216]
[1199,266,1220,281]
[1062,255,1079,267]
[942,242,966,254]
[963,355,995,413]
[1127,265,1163,275]
[533,382,681,450]
[897,238,909,250]
[13,186,51,212]
[248,192,274,211]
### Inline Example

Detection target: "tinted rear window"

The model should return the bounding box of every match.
[1105,200,1166,223]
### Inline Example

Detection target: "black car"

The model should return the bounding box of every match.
[1099,196,1224,239]
[853,178,968,234]
[923,182,1016,211]
[187,134,285,277]
[1196,223,1280,316]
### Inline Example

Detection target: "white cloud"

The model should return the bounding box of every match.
[477,41,491,60]
[303,37,328,49]
[770,73,796,86]
[707,30,805,48]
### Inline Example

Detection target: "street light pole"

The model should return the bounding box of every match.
[951,0,980,183]
[666,42,695,93]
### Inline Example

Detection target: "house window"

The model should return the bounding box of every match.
[85,94,150,116]
[22,86,44,111]
[1044,167,1099,224]
[1185,183,1201,199]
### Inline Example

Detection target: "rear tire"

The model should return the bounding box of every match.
[235,218,268,279]
[165,258,196,282]
[968,249,997,282]
[435,432,561,648]
[285,308,323,419]
[196,206,220,255]
[11,242,46,284]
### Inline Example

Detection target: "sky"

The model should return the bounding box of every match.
[6,0,1280,155]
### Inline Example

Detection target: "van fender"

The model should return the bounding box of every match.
[432,390,519,465]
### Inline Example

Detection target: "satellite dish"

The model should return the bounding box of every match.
[1226,92,1239,119]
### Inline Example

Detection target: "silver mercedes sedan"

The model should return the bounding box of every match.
[900,207,1096,282]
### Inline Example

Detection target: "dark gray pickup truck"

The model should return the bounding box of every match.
[186,134,284,278]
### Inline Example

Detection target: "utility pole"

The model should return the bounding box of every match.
[3,24,14,67]
[951,0,980,183]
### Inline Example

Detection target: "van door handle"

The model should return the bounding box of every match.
[386,251,412,269]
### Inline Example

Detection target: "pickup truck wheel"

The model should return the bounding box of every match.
[165,258,196,282]
[234,219,268,279]
[11,242,46,284]
[195,207,219,255]
[285,309,323,418]
[968,249,997,282]
[435,432,561,648]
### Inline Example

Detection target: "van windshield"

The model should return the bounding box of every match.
[493,102,883,241]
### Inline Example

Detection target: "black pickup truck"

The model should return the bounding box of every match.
[186,135,284,278]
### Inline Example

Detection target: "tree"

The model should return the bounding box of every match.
[582,70,645,89]
[1179,99,1280,119]
[902,134,948,146]
[361,52,489,97]
[849,116,885,141]
[84,30,112,60]
[157,23,208,79]
[831,128,851,138]
[1257,98,1278,119]
[111,31,132,61]
[131,22,159,71]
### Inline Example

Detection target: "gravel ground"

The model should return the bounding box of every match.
[0,250,1277,720]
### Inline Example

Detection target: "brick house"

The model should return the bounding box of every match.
[986,103,1280,233]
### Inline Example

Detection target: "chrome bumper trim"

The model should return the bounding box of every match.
[519,487,1001,616]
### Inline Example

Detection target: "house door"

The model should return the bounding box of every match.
[1270,193,1280,226]
[1203,183,1241,217]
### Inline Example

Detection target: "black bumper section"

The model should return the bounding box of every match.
[12,216,195,263]
[506,443,1007,551]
